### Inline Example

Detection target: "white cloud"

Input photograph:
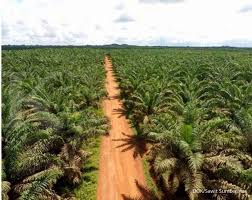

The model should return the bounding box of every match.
[114,14,135,23]
[239,4,252,13]
[1,0,252,46]
[115,3,125,10]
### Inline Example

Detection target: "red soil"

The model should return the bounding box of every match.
[96,56,146,200]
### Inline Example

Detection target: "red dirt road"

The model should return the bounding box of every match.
[96,56,146,200]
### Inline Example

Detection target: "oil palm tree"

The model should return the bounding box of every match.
[149,122,203,200]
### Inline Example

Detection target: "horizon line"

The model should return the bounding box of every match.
[2,44,252,48]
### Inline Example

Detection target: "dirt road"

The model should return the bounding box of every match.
[96,56,146,200]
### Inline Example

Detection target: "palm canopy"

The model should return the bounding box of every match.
[110,48,252,200]
[2,48,108,199]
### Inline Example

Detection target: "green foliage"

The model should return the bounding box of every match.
[2,48,107,199]
[74,137,101,200]
[110,48,252,200]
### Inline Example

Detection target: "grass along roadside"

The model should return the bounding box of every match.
[74,136,101,200]
[142,156,160,196]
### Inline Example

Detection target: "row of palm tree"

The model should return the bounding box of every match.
[2,48,108,199]
[110,48,252,200]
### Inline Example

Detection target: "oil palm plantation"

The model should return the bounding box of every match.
[2,48,108,199]
[110,48,252,200]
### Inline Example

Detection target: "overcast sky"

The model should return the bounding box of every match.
[2,0,252,46]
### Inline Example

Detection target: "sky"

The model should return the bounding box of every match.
[1,0,252,46]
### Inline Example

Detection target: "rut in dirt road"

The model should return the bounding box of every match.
[96,56,146,200]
